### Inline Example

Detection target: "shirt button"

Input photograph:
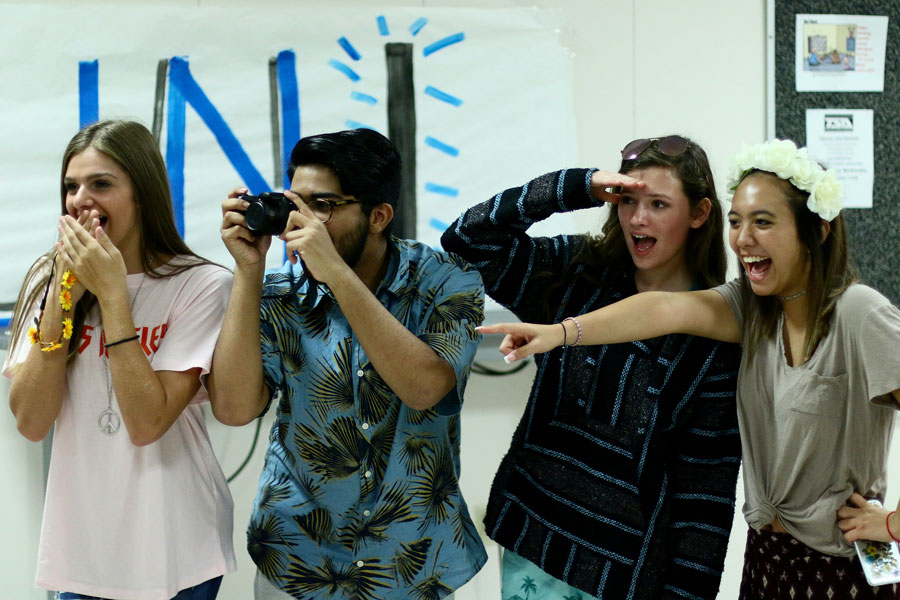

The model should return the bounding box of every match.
[363,509,371,516]
[356,369,364,377]
[364,470,372,478]
[362,422,370,430]
[356,560,364,567]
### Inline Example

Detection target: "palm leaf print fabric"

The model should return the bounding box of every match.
[250,238,487,599]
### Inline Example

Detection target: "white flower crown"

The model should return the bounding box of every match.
[726,139,844,221]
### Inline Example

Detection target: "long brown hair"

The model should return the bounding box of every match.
[10,120,210,363]
[544,136,726,317]
[736,170,857,362]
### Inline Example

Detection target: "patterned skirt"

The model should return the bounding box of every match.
[740,527,900,600]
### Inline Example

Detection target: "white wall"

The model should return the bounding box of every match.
[0,356,45,597]
[0,1,787,598]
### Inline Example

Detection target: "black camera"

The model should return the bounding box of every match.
[239,192,295,235]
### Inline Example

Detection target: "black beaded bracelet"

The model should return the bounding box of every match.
[104,334,139,349]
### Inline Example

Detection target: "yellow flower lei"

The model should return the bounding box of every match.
[31,270,77,352]
[59,288,73,312]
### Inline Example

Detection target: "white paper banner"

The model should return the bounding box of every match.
[0,5,578,307]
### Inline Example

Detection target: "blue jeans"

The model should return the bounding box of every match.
[57,575,222,600]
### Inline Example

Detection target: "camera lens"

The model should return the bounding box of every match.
[245,192,294,235]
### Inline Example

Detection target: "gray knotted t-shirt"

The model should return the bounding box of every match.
[715,279,900,556]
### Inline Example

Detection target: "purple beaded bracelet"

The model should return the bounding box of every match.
[562,316,583,346]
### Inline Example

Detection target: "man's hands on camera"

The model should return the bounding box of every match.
[221,187,352,284]
[281,190,348,284]
[221,187,272,269]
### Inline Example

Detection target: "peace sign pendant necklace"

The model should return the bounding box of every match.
[97,385,121,436]
[98,274,146,436]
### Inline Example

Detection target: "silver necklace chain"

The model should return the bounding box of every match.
[778,289,807,301]
[98,273,147,436]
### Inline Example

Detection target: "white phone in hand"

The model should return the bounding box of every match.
[854,499,900,586]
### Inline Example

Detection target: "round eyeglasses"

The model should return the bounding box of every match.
[304,196,360,223]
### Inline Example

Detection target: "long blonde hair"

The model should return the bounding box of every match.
[9,120,209,363]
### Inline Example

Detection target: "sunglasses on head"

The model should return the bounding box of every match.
[621,136,690,160]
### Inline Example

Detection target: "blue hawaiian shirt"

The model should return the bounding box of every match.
[249,237,487,600]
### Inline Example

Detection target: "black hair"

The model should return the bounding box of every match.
[287,129,402,236]
[736,170,857,363]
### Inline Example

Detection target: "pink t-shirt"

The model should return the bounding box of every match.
[4,260,236,600]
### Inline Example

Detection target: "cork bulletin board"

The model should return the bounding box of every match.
[773,0,899,304]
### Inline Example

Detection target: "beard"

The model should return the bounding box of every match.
[335,213,369,269]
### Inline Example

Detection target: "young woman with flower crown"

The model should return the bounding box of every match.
[481,139,900,599]
[443,136,742,599]
[4,120,236,599]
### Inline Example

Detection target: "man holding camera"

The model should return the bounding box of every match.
[209,129,486,599]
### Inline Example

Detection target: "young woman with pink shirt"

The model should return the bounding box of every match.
[4,120,235,600]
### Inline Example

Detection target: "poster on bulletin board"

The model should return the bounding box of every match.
[805,108,874,208]
[795,13,889,92]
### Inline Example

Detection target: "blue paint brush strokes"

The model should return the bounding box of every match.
[350,91,378,105]
[377,15,389,36]
[409,17,428,36]
[277,50,300,265]
[328,59,361,81]
[78,60,99,128]
[345,120,379,132]
[338,37,361,61]
[425,183,459,197]
[165,65,186,236]
[425,136,459,157]
[429,218,450,232]
[167,57,270,196]
[276,50,300,190]
[424,86,463,106]
[423,33,465,57]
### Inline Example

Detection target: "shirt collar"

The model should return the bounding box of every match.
[379,236,408,297]
[302,236,408,307]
